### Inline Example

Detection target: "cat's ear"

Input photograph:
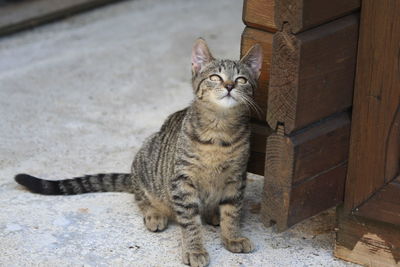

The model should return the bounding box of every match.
[240,44,263,79]
[192,38,214,74]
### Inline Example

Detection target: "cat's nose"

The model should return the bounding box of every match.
[225,83,234,92]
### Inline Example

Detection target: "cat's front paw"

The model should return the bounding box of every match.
[182,248,209,267]
[223,236,254,253]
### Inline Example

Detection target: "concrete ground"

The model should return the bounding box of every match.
[0,0,359,266]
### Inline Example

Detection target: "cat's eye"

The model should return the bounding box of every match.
[209,75,222,82]
[235,77,247,84]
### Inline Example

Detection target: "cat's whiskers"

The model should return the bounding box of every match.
[235,91,263,119]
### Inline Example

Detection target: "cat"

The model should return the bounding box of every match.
[14,38,262,267]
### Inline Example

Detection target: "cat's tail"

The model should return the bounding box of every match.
[14,173,132,195]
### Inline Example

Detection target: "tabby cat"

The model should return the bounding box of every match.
[15,38,262,267]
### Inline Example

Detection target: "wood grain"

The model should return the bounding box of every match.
[292,112,350,184]
[288,163,347,227]
[241,28,274,120]
[275,0,360,33]
[242,0,360,33]
[344,0,400,213]
[261,124,293,229]
[267,14,358,133]
[0,0,123,36]
[242,0,277,32]
[261,112,350,231]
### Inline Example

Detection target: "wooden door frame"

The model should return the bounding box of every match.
[335,0,400,265]
[343,0,400,226]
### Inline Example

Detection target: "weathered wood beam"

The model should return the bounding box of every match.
[242,0,360,33]
[267,14,358,134]
[261,112,350,231]
[275,0,360,33]
[242,0,277,33]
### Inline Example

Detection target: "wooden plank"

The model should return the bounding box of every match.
[357,179,400,226]
[0,0,123,36]
[288,162,347,227]
[344,0,400,212]
[242,0,360,33]
[335,205,400,266]
[241,28,273,120]
[292,112,350,184]
[261,112,350,231]
[275,0,360,33]
[242,0,277,32]
[247,121,272,176]
[267,14,358,133]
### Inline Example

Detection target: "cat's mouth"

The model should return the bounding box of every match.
[219,95,238,103]
[220,91,237,101]
[215,93,239,108]
[223,94,235,99]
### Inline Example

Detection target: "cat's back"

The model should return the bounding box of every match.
[132,108,188,179]
[158,108,188,137]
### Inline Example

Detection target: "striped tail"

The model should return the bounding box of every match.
[14,173,132,195]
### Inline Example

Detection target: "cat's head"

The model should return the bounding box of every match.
[191,38,262,110]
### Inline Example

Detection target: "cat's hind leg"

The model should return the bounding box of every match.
[143,206,168,232]
[133,187,169,232]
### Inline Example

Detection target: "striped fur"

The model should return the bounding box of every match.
[15,173,132,195]
[14,39,262,267]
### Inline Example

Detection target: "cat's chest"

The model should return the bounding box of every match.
[194,165,232,207]
[199,145,230,166]
[190,144,242,192]
[195,142,241,173]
